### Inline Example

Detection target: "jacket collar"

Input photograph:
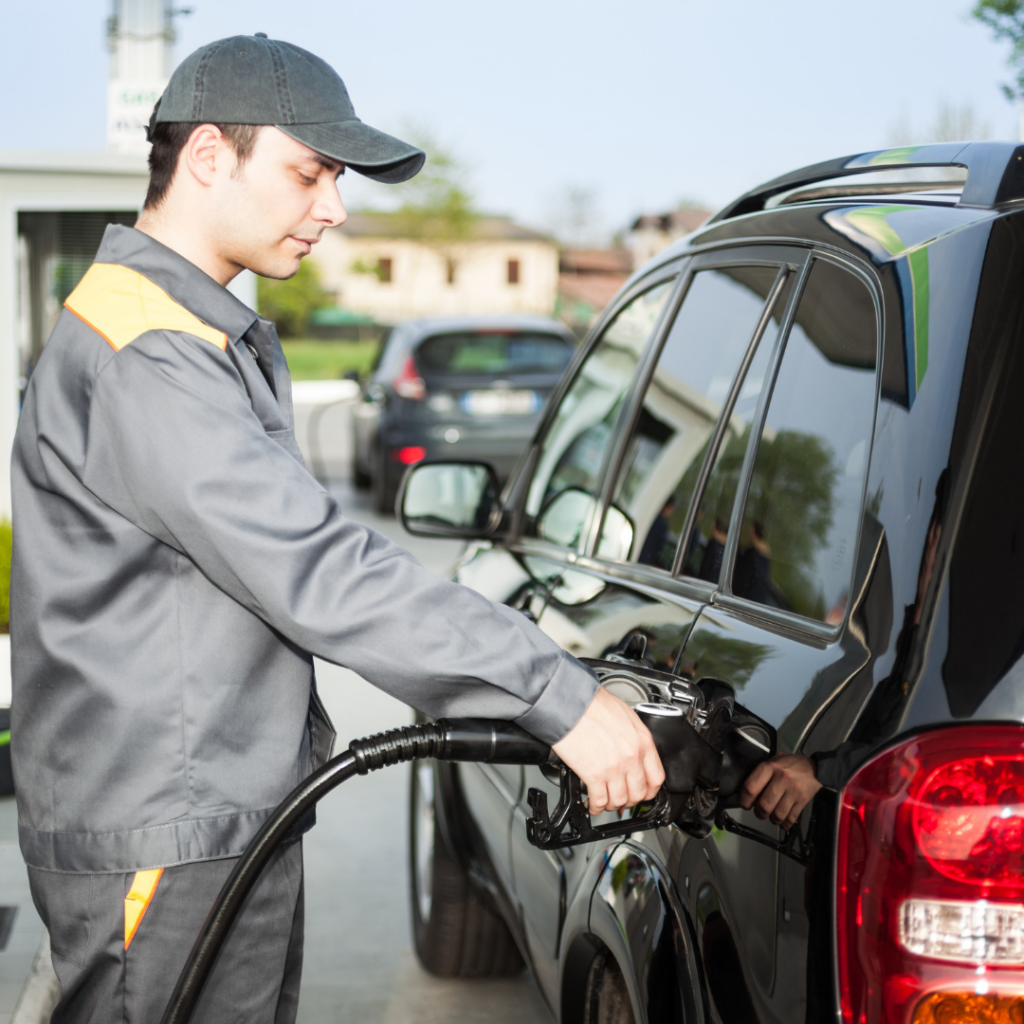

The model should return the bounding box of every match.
[94,225,259,345]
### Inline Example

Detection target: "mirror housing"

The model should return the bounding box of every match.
[399,460,502,539]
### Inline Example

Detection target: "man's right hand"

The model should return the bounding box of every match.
[551,688,665,815]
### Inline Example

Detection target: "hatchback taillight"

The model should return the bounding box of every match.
[838,725,1024,1024]
[393,354,426,401]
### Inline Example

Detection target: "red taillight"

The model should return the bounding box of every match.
[390,446,425,465]
[393,354,426,401]
[838,726,1024,1024]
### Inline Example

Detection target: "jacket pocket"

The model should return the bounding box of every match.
[308,685,337,772]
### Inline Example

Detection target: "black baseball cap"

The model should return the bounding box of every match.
[151,34,425,184]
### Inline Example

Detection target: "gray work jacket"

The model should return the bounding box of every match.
[11,225,598,874]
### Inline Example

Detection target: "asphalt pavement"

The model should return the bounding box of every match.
[293,397,552,1023]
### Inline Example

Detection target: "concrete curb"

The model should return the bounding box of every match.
[10,933,58,1024]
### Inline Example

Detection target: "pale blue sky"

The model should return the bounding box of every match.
[0,0,1016,236]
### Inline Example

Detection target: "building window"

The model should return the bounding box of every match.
[507,259,520,285]
[377,258,392,284]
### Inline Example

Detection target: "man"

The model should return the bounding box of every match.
[11,36,664,1023]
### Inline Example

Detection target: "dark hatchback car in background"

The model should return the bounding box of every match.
[398,142,1024,1024]
[350,315,576,512]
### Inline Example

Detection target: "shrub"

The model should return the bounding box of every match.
[0,519,11,634]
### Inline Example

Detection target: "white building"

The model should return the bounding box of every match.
[0,150,149,516]
[311,213,559,322]
[628,207,712,270]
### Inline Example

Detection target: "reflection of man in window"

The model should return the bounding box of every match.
[734,520,772,603]
[638,497,676,568]
[698,518,729,583]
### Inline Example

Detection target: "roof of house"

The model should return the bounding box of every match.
[560,248,633,274]
[557,270,629,313]
[336,212,552,243]
[630,206,712,234]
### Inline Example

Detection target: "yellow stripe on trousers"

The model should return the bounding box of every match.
[124,868,163,950]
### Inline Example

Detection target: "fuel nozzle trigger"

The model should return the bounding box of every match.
[525,675,779,851]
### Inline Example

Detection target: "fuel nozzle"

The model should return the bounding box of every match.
[525,670,778,850]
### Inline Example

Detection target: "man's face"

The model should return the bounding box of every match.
[208,126,347,280]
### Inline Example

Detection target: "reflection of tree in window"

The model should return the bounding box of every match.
[737,430,837,618]
[609,265,788,573]
[730,257,877,623]
[678,628,775,690]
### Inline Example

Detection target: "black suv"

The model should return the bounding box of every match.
[399,142,1024,1024]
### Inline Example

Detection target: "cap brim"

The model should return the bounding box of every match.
[277,120,425,183]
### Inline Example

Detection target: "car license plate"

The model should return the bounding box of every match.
[461,390,540,415]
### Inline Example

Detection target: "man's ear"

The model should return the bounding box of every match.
[182,125,229,188]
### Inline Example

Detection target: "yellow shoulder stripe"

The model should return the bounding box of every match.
[64,263,228,353]
[124,867,163,950]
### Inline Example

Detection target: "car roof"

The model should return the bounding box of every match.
[394,314,576,345]
[624,140,1024,287]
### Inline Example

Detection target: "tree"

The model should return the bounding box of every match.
[972,1,1024,102]
[386,129,479,284]
[256,259,332,338]
[544,185,605,248]
[887,101,991,147]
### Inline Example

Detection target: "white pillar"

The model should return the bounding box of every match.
[107,0,173,154]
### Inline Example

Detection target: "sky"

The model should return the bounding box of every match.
[0,0,1017,239]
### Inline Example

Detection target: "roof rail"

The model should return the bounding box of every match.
[708,141,1024,224]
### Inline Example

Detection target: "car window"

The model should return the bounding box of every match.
[598,266,787,568]
[416,331,573,377]
[525,280,674,547]
[679,276,793,582]
[729,257,878,623]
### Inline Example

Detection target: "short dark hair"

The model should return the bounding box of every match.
[144,122,262,210]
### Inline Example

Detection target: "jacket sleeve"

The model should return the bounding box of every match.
[80,330,598,745]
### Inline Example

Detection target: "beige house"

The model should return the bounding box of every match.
[311,212,558,322]
[628,206,713,269]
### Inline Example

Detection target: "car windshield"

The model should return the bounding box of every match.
[416,331,573,377]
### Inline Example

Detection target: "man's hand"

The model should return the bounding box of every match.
[739,753,821,830]
[551,688,665,815]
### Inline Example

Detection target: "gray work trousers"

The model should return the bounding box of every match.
[28,839,304,1024]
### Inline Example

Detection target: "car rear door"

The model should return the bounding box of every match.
[505,246,805,1003]
[672,252,882,1023]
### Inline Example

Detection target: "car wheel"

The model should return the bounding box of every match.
[371,446,397,515]
[352,454,371,490]
[583,950,636,1024]
[408,759,523,978]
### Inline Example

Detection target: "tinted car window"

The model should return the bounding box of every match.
[525,280,674,547]
[599,266,784,568]
[416,331,573,377]
[680,276,793,581]
[730,257,878,622]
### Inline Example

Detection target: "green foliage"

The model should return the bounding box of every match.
[256,260,332,339]
[384,129,479,273]
[349,257,387,280]
[972,0,1024,97]
[680,628,775,690]
[0,519,11,634]
[280,340,379,380]
[744,430,837,618]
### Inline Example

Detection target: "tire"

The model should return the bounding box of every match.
[352,456,371,490]
[408,759,524,978]
[583,950,636,1024]
[371,446,397,515]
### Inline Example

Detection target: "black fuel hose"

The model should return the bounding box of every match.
[159,719,551,1024]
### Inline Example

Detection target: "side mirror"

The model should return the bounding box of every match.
[399,461,501,538]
